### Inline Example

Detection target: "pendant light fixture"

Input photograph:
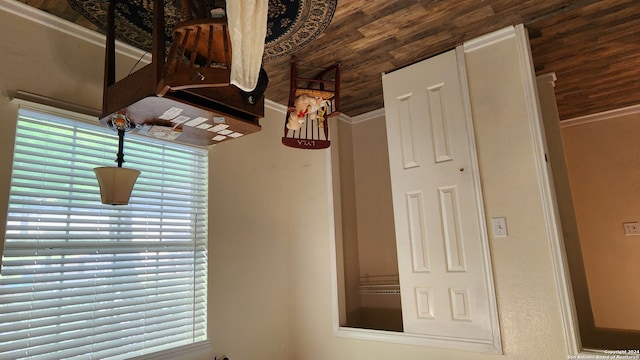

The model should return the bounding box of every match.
[94,113,140,205]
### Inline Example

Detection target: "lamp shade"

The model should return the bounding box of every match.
[93,167,140,205]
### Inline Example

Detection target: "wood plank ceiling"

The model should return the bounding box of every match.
[15,0,640,121]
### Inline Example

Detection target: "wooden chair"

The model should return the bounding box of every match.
[282,57,341,149]
[156,17,232,96]
[102,0,264,148]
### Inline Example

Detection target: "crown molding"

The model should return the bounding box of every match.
[342,108,384,125]
[463,26,516,53]
[264,99,288,113]
[0,0,151,62]
[560,104,640,128]
[537,72,557,88]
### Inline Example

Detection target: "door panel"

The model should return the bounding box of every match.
[383,48,496,342]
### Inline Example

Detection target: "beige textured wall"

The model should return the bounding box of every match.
[208,103,309,359]
[335,119,362,324]
[462,31,567,359]
[350,114,401,328]
[351,115,398,279]
[562,113,640,331]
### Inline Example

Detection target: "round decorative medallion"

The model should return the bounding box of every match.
[263,0,337,61]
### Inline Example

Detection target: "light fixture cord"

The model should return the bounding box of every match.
[116,128,126,168]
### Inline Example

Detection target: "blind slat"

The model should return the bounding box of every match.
[1,293,207,319]
[1,303,205,340]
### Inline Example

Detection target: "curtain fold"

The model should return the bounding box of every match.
[227,0,269,92]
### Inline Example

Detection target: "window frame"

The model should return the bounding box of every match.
[0,101,211,360]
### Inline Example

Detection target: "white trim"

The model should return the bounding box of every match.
[538,72,557,88]
[560,103,640,128]
[265,98,288,113]
[0,0,151,62]
[326,130,342,335]
[463,26,516,53]
[514,24,583,355]
[129,340,213,360]
[11,90,102,118]
[10,93,99,124]
[343,108,385,125]
[335,113,353,124]
[335,327,500,353]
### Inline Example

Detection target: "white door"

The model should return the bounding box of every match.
[382,48,498,343]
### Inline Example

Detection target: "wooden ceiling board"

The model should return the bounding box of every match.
[527,0,640,119]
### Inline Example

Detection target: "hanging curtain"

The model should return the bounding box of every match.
[227,0,269,92]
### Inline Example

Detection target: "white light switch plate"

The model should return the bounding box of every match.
[492,217,508,237]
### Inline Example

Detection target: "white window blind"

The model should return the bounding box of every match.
[0,107,209,360]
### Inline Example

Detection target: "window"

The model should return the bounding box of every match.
[0,106,209,359]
